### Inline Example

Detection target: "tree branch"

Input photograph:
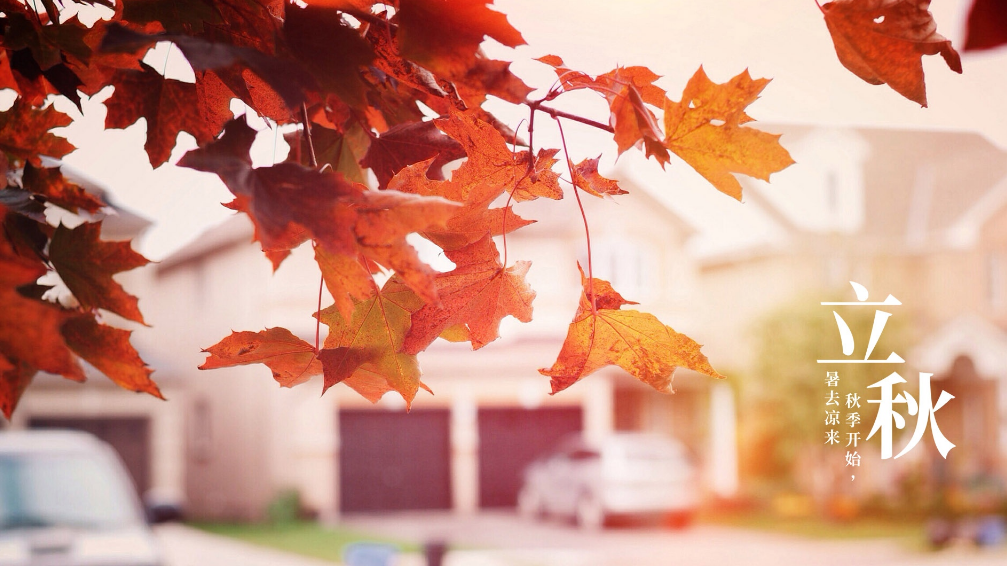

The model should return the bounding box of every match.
[527,102,614,134]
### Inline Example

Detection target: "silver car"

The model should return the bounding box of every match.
[517,433,699,529]
[0,430,163,566]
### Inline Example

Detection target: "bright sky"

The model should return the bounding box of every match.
[43,0,1007,260]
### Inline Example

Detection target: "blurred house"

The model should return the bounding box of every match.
[687,126,1007,497]
[6,173,737,521]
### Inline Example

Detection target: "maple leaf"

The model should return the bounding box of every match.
[663,67,794,200]
[314,245,375,324]
[199,327,322,387]
[182,117,459,302]
[397,0,525,80]
[0,358,35,420]
[283,4,375,109]
[22,164,105,214]
[402,235,534,354]
[287,121,369,183]
[360,120,466,189]
[2,13,92,71]
[388,156,534,251]
[434,109,562,203]
[179,117,361,262]
[0,210,83,383]
[0,97,74,166]
[541,266,723,394]
[61,316,163,399]
[100,24,313,112]
[1,13,93,108]
[819,0,962,107]
[49,221,151,324]
[573,156,626,198]
[317,277,427,406]
[105,63,220,167]
[536,56,669,164]
[453,56,533,107]
[964,0,1007,51]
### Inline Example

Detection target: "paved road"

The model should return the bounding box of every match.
[341,511,1007,566]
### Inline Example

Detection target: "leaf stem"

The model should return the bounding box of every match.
[315,272,323,352]
[300,103,319,168]
[554,117,596,313]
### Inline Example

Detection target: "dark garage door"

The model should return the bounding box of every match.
[339,409,451,512]
[478,407,582,508]
[28,417,151,496]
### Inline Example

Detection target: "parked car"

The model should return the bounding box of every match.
[0,430,164,566]
[517,432,699,529]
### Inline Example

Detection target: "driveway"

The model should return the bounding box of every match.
[152,513,1007,566]
[341,511,1007,566]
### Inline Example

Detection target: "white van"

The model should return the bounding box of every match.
[518,433,699,529]
[0,430,163,566]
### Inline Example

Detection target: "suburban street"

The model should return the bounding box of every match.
[154,512,1007,566]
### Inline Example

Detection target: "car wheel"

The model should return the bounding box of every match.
[575,494,606,530]
[517,487,544,520]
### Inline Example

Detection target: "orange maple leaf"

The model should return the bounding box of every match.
[573,156,626,198]
[0,207,84,398]
[61,316,163,399]
[199,328,322,387]
[0,358,34,420]
[403,235,534,354]
[536,56,669,164]
[22,164,105,214]
[49,221,151,324]
[317,278,430,406]
[541,267,723,394]
[663,67,794,200]
[397,0,525,80]
[0,97,74,166]
[105,64,221,167]
[819,0,962,107]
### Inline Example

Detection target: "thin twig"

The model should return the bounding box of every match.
[534,103,614,133]
[554,116,596,313]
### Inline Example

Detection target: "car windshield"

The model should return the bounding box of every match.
[0,453,139,531]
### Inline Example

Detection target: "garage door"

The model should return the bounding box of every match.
[28,417,151,496]
[478,407,582,508]
[338,409,451,512]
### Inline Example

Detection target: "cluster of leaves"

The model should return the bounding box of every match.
[0,0,978,417]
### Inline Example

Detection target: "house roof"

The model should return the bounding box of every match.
[671,125,1007,264]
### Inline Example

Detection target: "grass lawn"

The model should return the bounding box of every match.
[698,510,925,542]
[191,521,419,563]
